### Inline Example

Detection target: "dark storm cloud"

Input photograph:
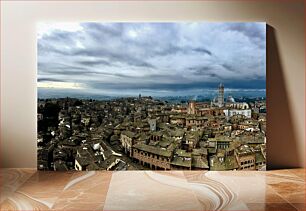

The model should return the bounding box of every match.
[188,66,221,78]
[191,47,212,56]
[73,49,156,68]
[226,23,265,40]
[221,64,239,73]
[38,78,67,82]
[226,23,266,49]
[155,46,213,56]
[38,62,88,74]
[88,79,266,92]
[45,31,76,43]
[43,69,99,75]
[77,59,113,67]
[81,22,124,39]
[38,22,266,95]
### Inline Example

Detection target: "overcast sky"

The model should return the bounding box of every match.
[37,22,266,97]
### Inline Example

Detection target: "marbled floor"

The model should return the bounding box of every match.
[0,169,304,211]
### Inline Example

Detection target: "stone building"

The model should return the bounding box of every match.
[211,83,225,108]
[183,131,201,151]
[208,136,233,149]
[227,102,249,109]
[209,149,239,171]
[170,115,186,127]
[148,119,157,131]
[223,109,252,119]
[254,144,266,170]
[191,148,209,170]
[75,156,91,171]
[120,131,138,157]
[185,116,208,129]
[170,149,192,170]
[132,143,172,170]
[187,101,196,115]
[235,145,256,170]
[218,83,225,107]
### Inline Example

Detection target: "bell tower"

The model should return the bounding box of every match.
[218,83,224,107]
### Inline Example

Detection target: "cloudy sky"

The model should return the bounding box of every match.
[37,22,266,97]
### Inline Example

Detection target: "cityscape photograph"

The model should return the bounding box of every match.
[37,22,266,171]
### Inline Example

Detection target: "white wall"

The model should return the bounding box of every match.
[1,1,304,168]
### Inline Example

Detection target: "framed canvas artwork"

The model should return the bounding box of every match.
[37,22,266,171]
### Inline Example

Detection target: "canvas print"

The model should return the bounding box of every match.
[37,22,266,171]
